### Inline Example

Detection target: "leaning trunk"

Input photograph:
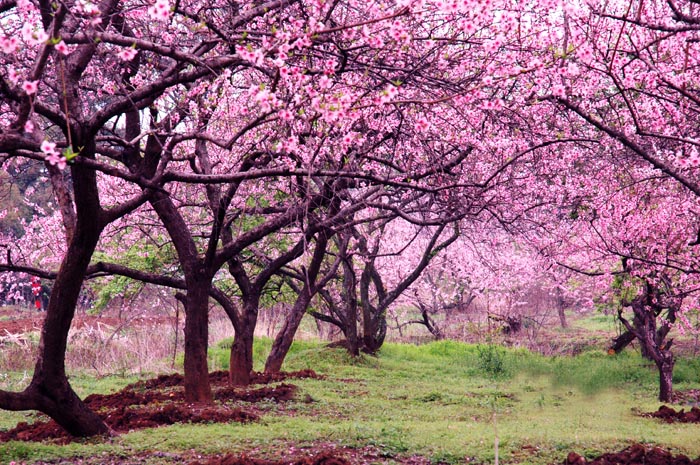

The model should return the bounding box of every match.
[0,162,111,436]
[183,277,213,403]
[28,223,111,436]
[265,291,314,373]
[610,331,636,354]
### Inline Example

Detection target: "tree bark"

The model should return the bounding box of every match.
[27,226,111,436]
[556,288,568,329]
[658,356,675,402]
[183,276,213,402]
[618,279,679,403]
[265,292,314,373]
[610,330,636,354]
[229,299,259,385]
[148,191,214,402]
[0,162,112,436]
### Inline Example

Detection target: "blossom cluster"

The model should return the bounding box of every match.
[40,141,68,170]
[147,0,171,21]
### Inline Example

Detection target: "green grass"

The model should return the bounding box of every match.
[569,313,620,333]
[2,339,700,464]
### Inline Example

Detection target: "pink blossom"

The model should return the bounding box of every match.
[117,47,137,61]
[551,84,567,98]
[414,117,430,132]
[1,36,19,54]
[80,1,100,15]
[278,109,293,121]
[24,120,34,133]
[40,140,58,155]
[54,40,70,55]
[148,0,171,21]
[380,84,400,103]
[46,152,67,170]
[318,75,332,89]
[22,80,39,95]
[8,67,20,84]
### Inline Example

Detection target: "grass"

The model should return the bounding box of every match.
[2,338,700,464]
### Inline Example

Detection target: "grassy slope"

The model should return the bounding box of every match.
[2,338,700,465]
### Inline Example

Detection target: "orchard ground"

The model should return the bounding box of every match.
[2,306,700,465]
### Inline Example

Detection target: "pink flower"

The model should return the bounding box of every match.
[318,75,332,89]
[414,117,430,132]
[81,1,100,15]
[1,36,19,54]
[117,47,137,61]
[46,152,67,170]
[22,80,39,95]
[8,67,20,84]
[24,120,34,133]
[278,109,293,121]
[551,84,566,98]
[148,0,171,20]
[20,23,51,45]
[54,40,69,55]
[380,84,400,103]
[40,140,58,155]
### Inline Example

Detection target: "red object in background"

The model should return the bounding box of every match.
[31,276,41,296]
[31,276,42,310]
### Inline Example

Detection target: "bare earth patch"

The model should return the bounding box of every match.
[0,370,321,443]
[563,444,700,465]
[645,405,700,423]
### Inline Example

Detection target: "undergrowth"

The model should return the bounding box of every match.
[1,338,700,465]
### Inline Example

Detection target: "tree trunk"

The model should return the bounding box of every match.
[556,288,568,329]
[658,356,675,403]
[28,227,111,436]
[624,286,678,403]
[342,259,360,357]
[1,164,112,436]
[229,299,259,385]
[183,277,213,403]
[610,330,636,354]
[265,292,313,373]
[148,191,214,402]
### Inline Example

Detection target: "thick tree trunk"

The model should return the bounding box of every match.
[1,163,111,436]
[265,293,313,373]
[362,312,386,353]
[183,277,213,403]
[149,191,214,402]
[28,227,111,436]
[229,299,259,385]
[658,356,675,402]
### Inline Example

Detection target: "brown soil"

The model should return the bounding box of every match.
[0,370,319,443]
[191,450,352,465]
[24,444,435,465]
[646,405,700,423]
[563,444,700,465]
